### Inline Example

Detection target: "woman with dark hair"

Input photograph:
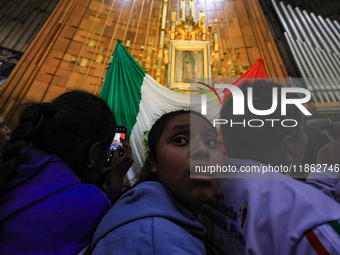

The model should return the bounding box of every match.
[0,91,130,254]
[91,110,224,255]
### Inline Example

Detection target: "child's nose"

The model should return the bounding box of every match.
[191,139,210,160]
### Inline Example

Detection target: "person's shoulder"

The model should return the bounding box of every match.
[56,184,111,230]
[92,217,158,255]
[49,182,111,223]
[151,218,206,254]
[93,217,205,255]
[65,183,110,207]
[120,181,170,202]
[133,181,166,191]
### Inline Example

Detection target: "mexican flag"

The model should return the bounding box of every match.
[99,40,221,180]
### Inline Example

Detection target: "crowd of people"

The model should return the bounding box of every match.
[0,80,340,254]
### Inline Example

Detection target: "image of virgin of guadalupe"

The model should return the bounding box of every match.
[182,51,196,82]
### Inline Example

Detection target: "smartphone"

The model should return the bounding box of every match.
[105,125,127,167]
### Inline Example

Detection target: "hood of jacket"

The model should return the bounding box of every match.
[0,148,80,223]
[91,181,206,249]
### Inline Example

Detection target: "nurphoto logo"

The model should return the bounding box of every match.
[196,80,312,128]
[200,83,311,116]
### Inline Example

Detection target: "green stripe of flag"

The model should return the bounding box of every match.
[329,221,340,237]
[100,40,146,140]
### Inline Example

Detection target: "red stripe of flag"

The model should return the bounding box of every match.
[305,230,330,255]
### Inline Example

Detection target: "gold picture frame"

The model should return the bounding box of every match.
[168,40,211,91]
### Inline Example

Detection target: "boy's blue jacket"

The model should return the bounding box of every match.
[91,181,207,255]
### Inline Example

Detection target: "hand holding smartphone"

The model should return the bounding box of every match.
[105,125,127,167]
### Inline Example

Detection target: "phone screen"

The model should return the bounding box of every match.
[110,132,126,152]
[105,126,127,167]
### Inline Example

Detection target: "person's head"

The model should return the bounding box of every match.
[140,110,223,210]
[220,80,308,166]
[0,116,11,153]
[302,127,330,165]
[0,91,116,194]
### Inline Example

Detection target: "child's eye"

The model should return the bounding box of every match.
[205,138,217,148]
[173,137,188,145]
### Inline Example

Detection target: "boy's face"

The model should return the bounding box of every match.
[152,113,223,207]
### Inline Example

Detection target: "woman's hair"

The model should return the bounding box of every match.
[139,109,216,183]
[0,91,116,195]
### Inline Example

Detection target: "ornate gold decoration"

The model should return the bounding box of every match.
[175,14,203,41]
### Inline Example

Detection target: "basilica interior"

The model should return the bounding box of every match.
[0,0,339,127]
